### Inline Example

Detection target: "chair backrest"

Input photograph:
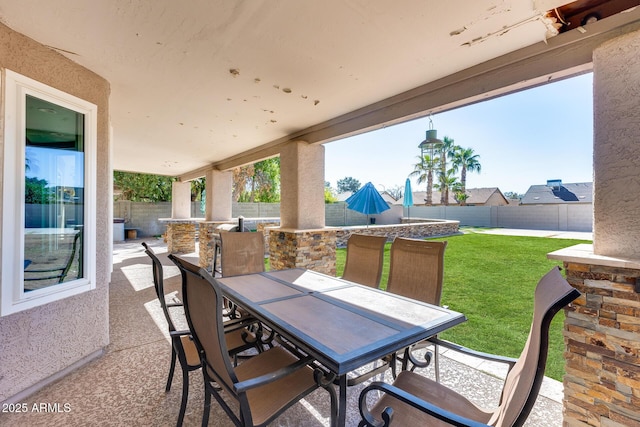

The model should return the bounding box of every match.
[220,231,265,277]
[492,266,580,427]
[142,242,178,332]
[169,255,238,393]
[342,234,387,288]
[24,230,82,285]
[386,238,447,305]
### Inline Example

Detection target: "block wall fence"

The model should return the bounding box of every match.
[113,200,593,238]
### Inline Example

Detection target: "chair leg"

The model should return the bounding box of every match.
[434,343,440,383]
[166,348,177,392]
[176,366,189,427]
[202,384,211,427]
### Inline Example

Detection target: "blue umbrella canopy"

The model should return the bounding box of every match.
[403,178,414,207]
[346,182,390,215]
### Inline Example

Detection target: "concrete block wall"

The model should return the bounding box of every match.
[114,201,593,238]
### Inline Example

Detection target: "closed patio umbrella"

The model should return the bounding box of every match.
[403,178,413,223]
[346,182,390,226]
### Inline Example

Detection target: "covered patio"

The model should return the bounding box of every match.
[0,238,563,426]
[2,1,640,426]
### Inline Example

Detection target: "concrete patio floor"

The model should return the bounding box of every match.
[0,238,564,426]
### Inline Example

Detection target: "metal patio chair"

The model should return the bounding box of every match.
[386,238,448,381]
[142,243,260,427]
[358,266,580,427]
[219,230,265,277]
[341,234,387,288]
[170,255,337,427]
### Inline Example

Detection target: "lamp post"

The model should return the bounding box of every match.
[417,118,442,206]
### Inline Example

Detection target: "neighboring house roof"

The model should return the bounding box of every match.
[464,187,508,206]
[521,182,593,204]
[395,187,507,206]
[380,191,397,203]
[395,191,457,206]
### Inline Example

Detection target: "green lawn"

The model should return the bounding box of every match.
[335,232,590,381]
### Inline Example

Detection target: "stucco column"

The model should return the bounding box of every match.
[205,169,233,221]
[171,181,191,219]
[280,141,325,229]
[593,29,640,257]
[272,141,335,274]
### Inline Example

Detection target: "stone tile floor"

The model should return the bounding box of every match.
[0,238,563,426]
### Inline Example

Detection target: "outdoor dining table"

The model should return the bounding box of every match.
[215,268,466,427]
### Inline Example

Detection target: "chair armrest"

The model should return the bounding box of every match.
[359,381,490,427]
[169,330,191,338]
[222,316,257,331]
[233,355,315,393]
[428,337,517,368]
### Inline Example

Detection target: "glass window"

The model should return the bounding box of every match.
[2,70,97,316]
[24,95,85,291]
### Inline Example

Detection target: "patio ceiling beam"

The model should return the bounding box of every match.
[179,7,640,179]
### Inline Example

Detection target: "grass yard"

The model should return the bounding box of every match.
[335,231,591,381]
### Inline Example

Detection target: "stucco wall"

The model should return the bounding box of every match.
[0,23,110,402]
[593,29,640,257]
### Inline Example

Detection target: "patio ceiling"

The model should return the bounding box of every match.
[0,0,638,178]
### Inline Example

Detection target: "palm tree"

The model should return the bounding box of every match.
[409,154,438,205]
[435,168,459,206]
[451,146,481,206]
[439,136,457,205]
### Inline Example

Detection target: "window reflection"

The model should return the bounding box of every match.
[23,95,84,291]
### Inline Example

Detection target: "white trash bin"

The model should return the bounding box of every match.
[113,218,125,242]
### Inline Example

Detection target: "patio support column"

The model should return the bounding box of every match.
[204,169,233,221]
[163,181,195,253]
[270,141,336,275]
[171,181,191,219]
[549,28,640,427]
[199,170,234,270]
[280,141,325,229]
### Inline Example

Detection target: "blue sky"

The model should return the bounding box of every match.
[324,72,593,195]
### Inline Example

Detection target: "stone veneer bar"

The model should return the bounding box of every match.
[548,244,640,427]
[336,219,459,247]
[159,219,198,254]
[268,228,337,276]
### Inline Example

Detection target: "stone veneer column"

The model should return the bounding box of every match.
[547,28,640,427]
[548,248,640,427]
[271,141,336,273]
[198,170,234,269]
[164,181,195,253]
[198,220,234,270]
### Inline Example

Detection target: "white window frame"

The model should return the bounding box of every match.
[1,70,97,316]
